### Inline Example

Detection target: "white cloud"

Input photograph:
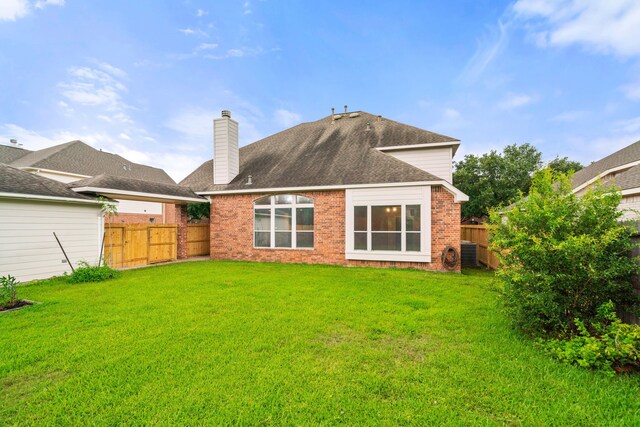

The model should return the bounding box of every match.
[58,63,132,123]
[443,108,461,120]
[196,43,218,51]
[499,92,536,109]
[274,109,301,128]
[0,0,64,21]
[243,1,252,14]
[34,0,63,10]
[178,27,208,37]
[0,0,29,20]
[459,19,510,83]
[196,8,207,17]
[119,133,131,140]
[615,116,640,134]
[550,110,589,122]
[513,0,640,57]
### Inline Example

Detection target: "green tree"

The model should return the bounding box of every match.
[489,169,639,337]
[453,143,542,218]
[547,156,583,174]
[187,202,210,222]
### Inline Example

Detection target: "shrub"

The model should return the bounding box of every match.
[68,261,120,283]
[489,168,639,337]
[541,301,640,374]
[0,275,19,308]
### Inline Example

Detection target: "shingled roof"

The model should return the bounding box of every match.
[572,140,640,190]
[10,140,175,184]
[0,144,31,164]
[0,163,96,201]
[181,111,459,193]
[70,174,205,202]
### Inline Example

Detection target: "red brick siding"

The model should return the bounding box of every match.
[175,204,188,259]
[209,188,461,271]
[105,213,163,224]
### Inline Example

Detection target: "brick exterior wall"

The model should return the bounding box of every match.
[175,204,188,259]
[105,213,163,224]
[209,187,461,271]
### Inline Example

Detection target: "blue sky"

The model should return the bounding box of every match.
[1,0,640,181]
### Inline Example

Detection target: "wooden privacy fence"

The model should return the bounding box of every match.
[103,224,209,268]
[187,224,210,257]
[461,225,500,269]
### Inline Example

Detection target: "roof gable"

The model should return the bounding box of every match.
[0,144,32,164]
[10,140,175,184]
[0,163,96,201]
[572,140,640,189]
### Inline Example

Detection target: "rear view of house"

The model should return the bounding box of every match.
[182,109,468,271]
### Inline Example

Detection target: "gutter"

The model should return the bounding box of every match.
[71,186,207,203]
[0,191,102,205]
[196,180,469,203]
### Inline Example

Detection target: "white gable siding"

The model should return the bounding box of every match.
[619,195,640,221]
[0,199,103,282]
[387,147,453,182]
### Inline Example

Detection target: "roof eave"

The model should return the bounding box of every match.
[196,180,469,203]
[0,191,101,205]
[71,186,207,204]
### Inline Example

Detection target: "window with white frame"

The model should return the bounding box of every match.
[345,186,431,262]
[254,195,314,249]
[353,204,421,252]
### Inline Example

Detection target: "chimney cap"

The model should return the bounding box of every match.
[221,110,231,118]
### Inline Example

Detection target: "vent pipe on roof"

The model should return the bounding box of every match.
[213,110,239,185]
[9,138,18,146]
[331,107,335,124]
[344,105,348,114]
[366,122,371,131]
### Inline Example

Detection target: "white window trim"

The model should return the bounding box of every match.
[253,195,314,250]
[345,186,431,262]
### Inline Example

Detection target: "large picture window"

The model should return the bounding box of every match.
[254,195,314,249]
[353,204,422,252]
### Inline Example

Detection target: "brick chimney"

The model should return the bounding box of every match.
[213,110,239,185]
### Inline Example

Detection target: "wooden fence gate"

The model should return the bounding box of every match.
[103,224,177,268]
[187,224,210,257]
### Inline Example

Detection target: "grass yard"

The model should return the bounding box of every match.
[1,261,640,425]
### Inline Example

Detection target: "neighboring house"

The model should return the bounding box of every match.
[0,164,104,282]
[572,140,640,221]
[0,140,177,224]
[182,110,468,271]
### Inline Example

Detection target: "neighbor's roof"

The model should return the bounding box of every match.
[572,140,640,190]
[181,111,459,193]
[0,163,96,202]
[70,174,206,203]
[10,140,175,184]
[0,144,31,164]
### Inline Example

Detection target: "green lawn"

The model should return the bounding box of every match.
[1,262,639,425]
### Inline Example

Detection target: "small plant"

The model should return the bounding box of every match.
[540,301,640,374]
[68,261,120,284]
[0,274,19,309]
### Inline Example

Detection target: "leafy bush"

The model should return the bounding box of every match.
[489,168,639,337]
[0,275,19,308]
[541,301,640,374]
[68,261,120,283]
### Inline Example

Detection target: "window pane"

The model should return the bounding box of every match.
[406,232,421,252]
[296,208,314,231]
[255,232,270,247]
[255,209,271,231]
[275,194,294,204]
[406,205,421,232]
[296,232,314,248]
[354,232,367,250]
[354,206,367,231]
[297,195,313,204]
[372,206,401,231]
[275,208,292,230]
[275,232,292,248]
[372,232,401,251]
[255,195,271,205]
